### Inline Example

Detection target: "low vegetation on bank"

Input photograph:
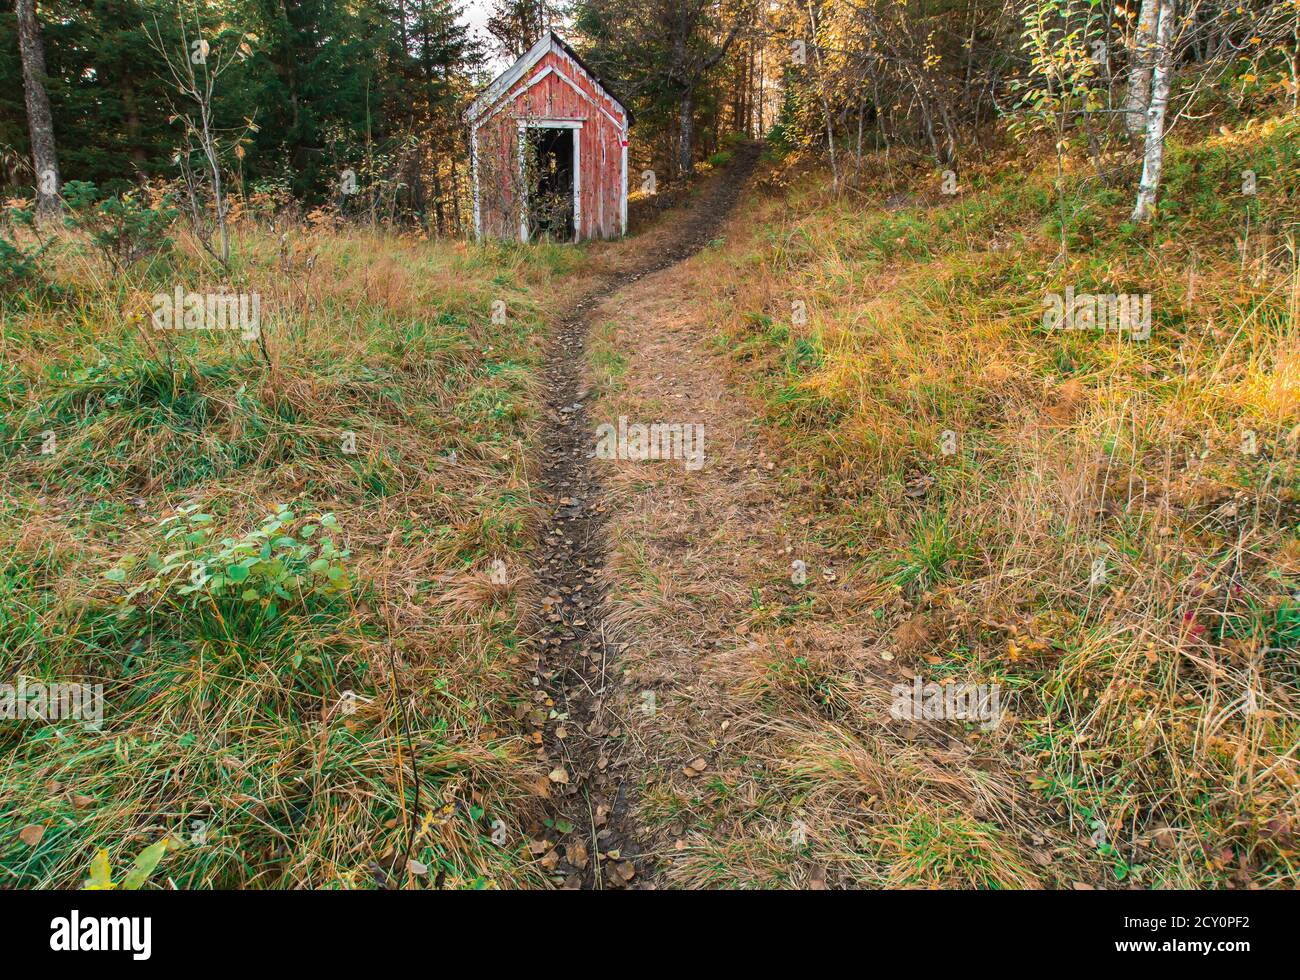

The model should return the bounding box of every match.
[690,111,1298,887]
[1,209,580,887]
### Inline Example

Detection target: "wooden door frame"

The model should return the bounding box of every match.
[517,118,583,244]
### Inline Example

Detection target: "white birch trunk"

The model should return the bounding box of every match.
[1124,0,1160,136]
[1131,0,1176,223]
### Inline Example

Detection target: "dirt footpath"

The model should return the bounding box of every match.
[525,144,1097,890]
[523,145,762,889]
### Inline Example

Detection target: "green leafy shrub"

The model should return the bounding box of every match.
[106,505,351,621]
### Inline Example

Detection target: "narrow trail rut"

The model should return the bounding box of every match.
[527,144,761,889]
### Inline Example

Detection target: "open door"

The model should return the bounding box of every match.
[524,126,575,241]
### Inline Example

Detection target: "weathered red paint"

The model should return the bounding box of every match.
[468,33,630,242]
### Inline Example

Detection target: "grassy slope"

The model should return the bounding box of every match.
[0,222,580,888]
[2,126,1295,889]
[689,113,1299,887]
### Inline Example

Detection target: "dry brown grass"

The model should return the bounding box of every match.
[572,115,1299,889]
[0,213,595,888]
[572,230,1080,889]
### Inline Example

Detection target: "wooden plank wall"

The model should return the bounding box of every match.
[474,45,626,241]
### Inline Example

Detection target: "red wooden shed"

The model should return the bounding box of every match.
[466,31,633,243]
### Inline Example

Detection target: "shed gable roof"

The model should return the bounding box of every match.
[466,31,634,126]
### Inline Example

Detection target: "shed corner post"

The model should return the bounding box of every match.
[470,122,481,240]
[517,120,529,243]
[620,117,629,236]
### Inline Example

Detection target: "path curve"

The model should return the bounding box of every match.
[528,144,761,889]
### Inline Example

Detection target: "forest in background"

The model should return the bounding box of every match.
[1,0,766,237]
[3,0,1296,238]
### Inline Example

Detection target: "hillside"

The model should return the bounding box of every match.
[5,113,1295,892]
[1,0,1297,909]
[597,115,1299,888]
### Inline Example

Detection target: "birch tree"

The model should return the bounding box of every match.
[1130,0,1176,222]
[150,17,254,265]
[1123,0,1160,136]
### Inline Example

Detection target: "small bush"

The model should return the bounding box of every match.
[62,180,176,271]
[106,506,351,630]
[0,235,42,288]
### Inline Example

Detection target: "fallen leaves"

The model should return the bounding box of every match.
[891,614,935,659]
[565,840,589,871]
[610,860,637,884]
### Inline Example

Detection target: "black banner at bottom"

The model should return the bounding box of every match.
[0,888,1277,967]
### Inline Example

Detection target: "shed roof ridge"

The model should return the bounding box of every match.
[466,30,634,126]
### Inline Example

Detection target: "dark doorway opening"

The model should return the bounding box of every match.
[526,127,575,240]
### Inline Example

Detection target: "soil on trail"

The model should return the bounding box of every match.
[527,144,761,889]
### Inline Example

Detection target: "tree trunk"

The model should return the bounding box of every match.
[805,0,838,190]
[677,87,695,177]
[1124,0,1160,136]
[431,163,446,235]
[276,0,305,163]
[1131,0,1176,222]
[15,0,61,219]
[120,75,149,169]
